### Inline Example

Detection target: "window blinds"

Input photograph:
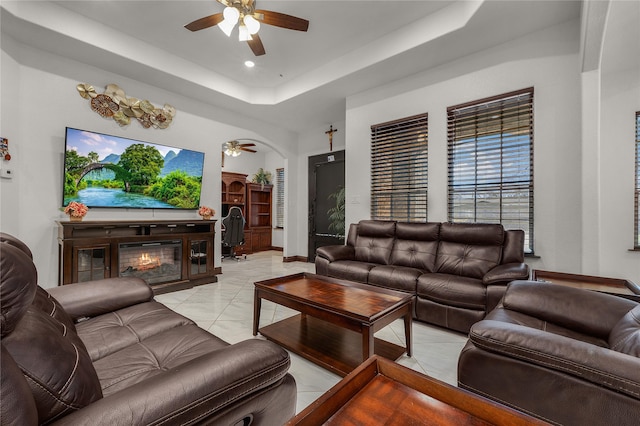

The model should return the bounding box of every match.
[371,113,428,222]
[635,112,639,248]
[276,168,284,228]
[447,88,534,253]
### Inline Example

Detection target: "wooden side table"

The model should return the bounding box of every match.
[531,269,640,301]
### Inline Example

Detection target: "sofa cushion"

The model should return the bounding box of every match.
[94,324,229,396]
[436,223,504,279]
[1,242,103,424]
[368,265,421,293]
[417,273,486,310]
[485,307,609,348]
[389,222,440,272]
[76,301,194,362]
[1,344,38,426]
[32,286,77,334]
[327,260,377,283]
[354,220,395,264]
[0,244,37,337]
[4,308,103,423]
[609,305,640,357]
[439,222,505,246]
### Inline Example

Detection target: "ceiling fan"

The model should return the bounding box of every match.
[224,140,256,157]
[185,0,309,56]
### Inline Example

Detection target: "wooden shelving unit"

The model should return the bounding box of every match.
[221,172,248,216]
[246,183,273,252]
[221,173,273,253]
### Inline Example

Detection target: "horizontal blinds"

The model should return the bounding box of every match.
[371,113,428,222]
[276,168,284,228]
[447,88,534,253]
[635,112,639,248]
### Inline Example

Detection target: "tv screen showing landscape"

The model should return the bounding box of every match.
[63,127,205,209]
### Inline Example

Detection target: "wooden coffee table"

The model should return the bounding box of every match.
[253,273,413,376]
[287,356,549,425]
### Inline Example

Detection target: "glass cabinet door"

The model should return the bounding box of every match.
[74,244,110,282]
[190,239,209,277]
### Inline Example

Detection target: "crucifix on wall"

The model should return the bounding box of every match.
[325,125,338,152]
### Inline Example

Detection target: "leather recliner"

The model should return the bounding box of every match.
[0,232,296,425]
[458,280,640,425]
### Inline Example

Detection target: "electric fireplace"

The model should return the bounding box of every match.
[119,240,182,284]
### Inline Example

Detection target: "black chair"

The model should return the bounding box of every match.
[222,206,246,261]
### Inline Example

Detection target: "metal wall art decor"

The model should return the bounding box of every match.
[76,83,176,129]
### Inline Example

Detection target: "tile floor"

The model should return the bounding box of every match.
[155,251,469,414]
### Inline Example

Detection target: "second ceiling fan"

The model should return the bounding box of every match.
[185,0,309,56]
[224,140,256,157]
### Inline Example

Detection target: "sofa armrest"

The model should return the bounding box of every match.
[316,245,355,262]
[483,263,530,285]
[50,339,294,426]
[469,320,640,400]
[47,278,153,320]
[500,281,637,337]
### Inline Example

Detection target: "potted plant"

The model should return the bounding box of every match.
[64,201,89,222]
[252,168,272,189]
[327,186,345,238]
[198,206,215,220]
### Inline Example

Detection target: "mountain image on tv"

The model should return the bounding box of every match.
[63,128,205,210]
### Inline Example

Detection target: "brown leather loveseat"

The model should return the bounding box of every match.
[315,220,529,333]
[458,280,640,425]
[0,232,296,425]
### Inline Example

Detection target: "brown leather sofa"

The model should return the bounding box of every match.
[458,280,640,425]
[315,220,529,333]
[0,232,296,425]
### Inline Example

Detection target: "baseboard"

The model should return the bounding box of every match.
[271,246,284,252]
[283,255,308,263]
[213,266,222,275]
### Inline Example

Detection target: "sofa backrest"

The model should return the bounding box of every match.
[609,305,640,357]
[354,220,396,265]
[435,223,504,279]
[390,222,441,272]
[503,229,526,263]
[1,243,103,424]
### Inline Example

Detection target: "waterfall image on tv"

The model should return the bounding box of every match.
[63,127,205,209]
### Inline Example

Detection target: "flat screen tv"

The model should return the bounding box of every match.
[63,127,205,209]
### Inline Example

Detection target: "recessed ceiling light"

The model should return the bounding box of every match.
[244,60,255,68]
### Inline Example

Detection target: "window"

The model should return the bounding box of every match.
[635,112,640,249]
[276,168,285,228]
[447,88,534,253]
[370,113,428,222]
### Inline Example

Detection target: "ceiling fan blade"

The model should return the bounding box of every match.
[247,33,266,56]
[240,148,257,153]
[255,10,309,32]
[185,13,224,31]
[239,143,256,147]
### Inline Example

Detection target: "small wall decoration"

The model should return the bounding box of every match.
[77,83,176,129]
[0,138,10,160]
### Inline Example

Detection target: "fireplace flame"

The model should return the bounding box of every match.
[137,253,161,271]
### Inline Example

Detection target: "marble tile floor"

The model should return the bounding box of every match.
[155,250,469,414]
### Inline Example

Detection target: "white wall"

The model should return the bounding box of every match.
[587,0,640,282]
[346,20,585,274]
[0,36,302,287]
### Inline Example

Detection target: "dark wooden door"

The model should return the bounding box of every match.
[308,150,345,261]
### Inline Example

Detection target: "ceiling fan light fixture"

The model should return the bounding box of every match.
[238,24,252,41]
[219,6,239,37]
[243,15,260,35]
